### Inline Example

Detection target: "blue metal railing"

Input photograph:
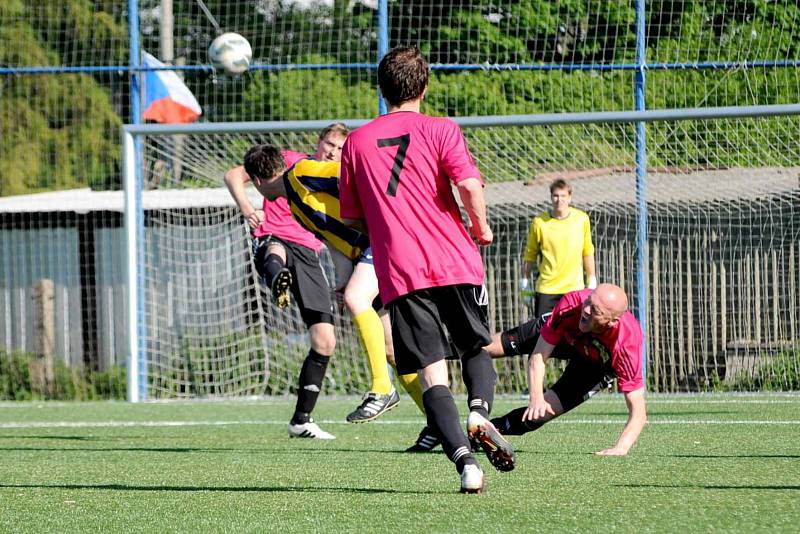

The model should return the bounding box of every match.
[5,58,800,76]
[634,0,648,383]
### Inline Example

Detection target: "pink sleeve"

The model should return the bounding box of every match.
[614,347,644,392]
[339,140,364,220]
[282,150,307,168]
[439,120,482,186]
[614,327,645,392]
[539,297,571,346]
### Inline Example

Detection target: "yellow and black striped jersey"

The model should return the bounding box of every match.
[283,158,370,261]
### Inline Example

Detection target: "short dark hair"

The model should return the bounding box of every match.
[319,122,350,140]
[378,46,429,107]
[243,144,285,182]
[549,178,572,194]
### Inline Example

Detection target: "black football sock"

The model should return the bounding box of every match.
[462,348,496,418]
[291,349,330,425]
[423,385,476,473]
[264,253,286,287]
[491,407,546,436]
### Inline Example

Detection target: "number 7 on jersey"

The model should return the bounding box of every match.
[377,134,410,197]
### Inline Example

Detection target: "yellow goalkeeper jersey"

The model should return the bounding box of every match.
[523,207,594,295]
[284,159,369,261]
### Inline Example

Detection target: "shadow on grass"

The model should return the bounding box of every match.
[0,445,441,455]
[0,435,99,441]
[283,447,430,455]
[662,453,800,459]
[514,451,800,459]
[0,446,236,453]
[582,411,736,417]
[644,411,737,416]
[616,483,800,491]
[0,482,436,495]
[17,445,793,460]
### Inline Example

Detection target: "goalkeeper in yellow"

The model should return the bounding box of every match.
[243,143,425,424]
[521,178,597,318]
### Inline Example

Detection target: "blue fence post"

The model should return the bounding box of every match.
[634,0,649,384]
[128,0,147,401]
[377,0,388,115]
[376,0,393,382]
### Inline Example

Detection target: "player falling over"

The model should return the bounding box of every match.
[409,283,647,455]
[487,283,648,456]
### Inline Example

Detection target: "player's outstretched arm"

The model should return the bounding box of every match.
[522,337,555,421]
[456,178,492,245]
[224,166,263,230]
[595,387,647,456]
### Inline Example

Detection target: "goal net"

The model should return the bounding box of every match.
[127,110,800,400]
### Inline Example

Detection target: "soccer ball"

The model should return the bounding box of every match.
[208,32,252,75]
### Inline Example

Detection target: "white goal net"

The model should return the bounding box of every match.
[126,110,800,400]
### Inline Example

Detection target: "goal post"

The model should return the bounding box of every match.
[122,129,140,402]
[122,104,800,401]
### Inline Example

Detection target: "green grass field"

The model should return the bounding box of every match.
[1,394,798,533]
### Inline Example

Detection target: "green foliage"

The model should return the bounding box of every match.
[0,351,32,400]
[241,63,378,121]
[0,0,123,196]
[3,0,800,196]
[149,331,269,397]
[91,365,127,399]
[145,327,374,398]
[729,350,800,391]
[0,349,126,400]
[0,0,22,16]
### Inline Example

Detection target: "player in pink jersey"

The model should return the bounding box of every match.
[340,45,512,493]
[486,283,648,456]
[226,124,347,307]
[224,124,348,440]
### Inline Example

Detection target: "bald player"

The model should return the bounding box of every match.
[485,283,647,456]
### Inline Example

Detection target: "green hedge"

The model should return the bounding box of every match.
[0,350,126,400]
[728,350,800,392]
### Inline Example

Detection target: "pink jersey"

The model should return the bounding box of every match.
[540,289,644,392]
[253,150,323,253]
[340,112,484,304]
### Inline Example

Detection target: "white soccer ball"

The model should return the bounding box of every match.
[208,32,252,75]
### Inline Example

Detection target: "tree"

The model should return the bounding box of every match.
[0,0,123,195]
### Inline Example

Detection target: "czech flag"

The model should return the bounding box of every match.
[142,52,202,123]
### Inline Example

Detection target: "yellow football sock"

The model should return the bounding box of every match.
[353,309,393,395]
[397,372,425,414]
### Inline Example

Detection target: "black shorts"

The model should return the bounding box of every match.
[549,358,614,413]
[253,236,334,327]
[389,284,492,375]
[499,314,614,413]
[534,293,563,319]
[500,314,581,359]
[500,314,549,356]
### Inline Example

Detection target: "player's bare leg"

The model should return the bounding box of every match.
[345,261,399,423]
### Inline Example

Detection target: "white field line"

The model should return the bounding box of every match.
[571,398,800,404]
[0,394,799,409]
[1,419,800,429]
[0,400,796,413]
